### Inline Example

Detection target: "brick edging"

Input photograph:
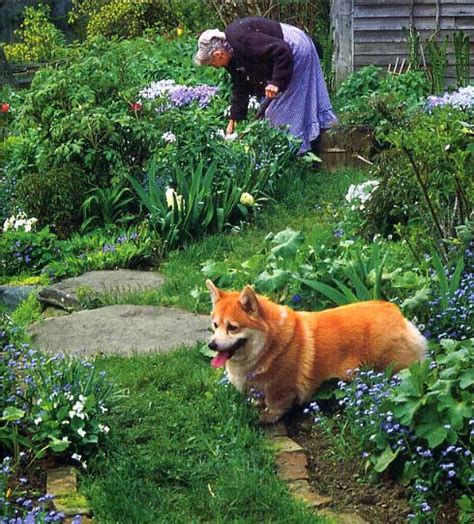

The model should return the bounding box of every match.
[264,422,368,523]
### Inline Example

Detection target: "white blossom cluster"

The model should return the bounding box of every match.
[345,180,380,210]
[3,212,38,232]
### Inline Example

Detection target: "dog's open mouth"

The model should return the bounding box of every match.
[211,338,247,368]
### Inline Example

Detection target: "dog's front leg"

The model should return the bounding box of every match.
[259,388,297,424]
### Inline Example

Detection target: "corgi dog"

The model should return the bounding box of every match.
[206,280,427,423]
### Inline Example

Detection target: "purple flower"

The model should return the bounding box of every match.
[291,294,302,304]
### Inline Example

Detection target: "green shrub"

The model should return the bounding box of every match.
[0,226,59,276]
[43,225,162,280]
[373,339,473,521]
[365,106,473,247]
[69,0,214,39]
[335,67,431,136]
[0,315,118,462]
[310,337,473,521]
[3,4,66,62]
[15,164,92,237]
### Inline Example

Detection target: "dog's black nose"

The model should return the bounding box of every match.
[208,340,218,351]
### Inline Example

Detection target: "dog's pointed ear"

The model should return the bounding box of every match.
[206,279,221,307]
[239,285,259,317]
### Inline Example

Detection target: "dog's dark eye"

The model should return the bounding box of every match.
[212,321,218,330]
[227,324,239,333]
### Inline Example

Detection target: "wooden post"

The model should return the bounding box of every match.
[331,0,353,86]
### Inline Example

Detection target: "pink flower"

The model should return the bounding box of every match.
[1,103,10,113]
[129,102,142,112]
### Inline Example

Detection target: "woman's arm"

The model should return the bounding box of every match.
[228,67,251,121]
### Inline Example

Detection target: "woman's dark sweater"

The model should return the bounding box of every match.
[224,17,294,120]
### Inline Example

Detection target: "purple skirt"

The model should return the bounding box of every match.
[265,23,338,154]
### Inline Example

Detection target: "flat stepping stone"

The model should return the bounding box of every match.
[28,305,210,357]
[0,285,37,310]
[39,270,165,311]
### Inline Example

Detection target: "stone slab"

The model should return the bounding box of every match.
[28,305,210,357]
[0,285,37,310]
[39,270,165,311]
[275,451,309,481]
[271,436,304,453]
[46,467,77,496]
[288,480,333,508]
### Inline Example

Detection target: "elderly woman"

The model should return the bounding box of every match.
[194,16,337,154]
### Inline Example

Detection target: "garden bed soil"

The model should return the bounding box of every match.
[285,409,459,524]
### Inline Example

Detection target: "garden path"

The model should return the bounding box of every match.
[27,270,210,356]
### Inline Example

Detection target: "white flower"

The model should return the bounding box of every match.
[240,192,255,206]
[224,132,238,141]
[71,453,82,461]
[165,187,184,211]
[99,424,110,434]
[345,180,379,205]
[162,131,177,143]
[99,405,108,413]
[248,96,260,110]
[77,428,86,438]
[34,417,42,425]
[79,395,86,403]
[2,212,38,233]
[72,401,84,413]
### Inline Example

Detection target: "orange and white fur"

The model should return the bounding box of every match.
[206,280,426,423]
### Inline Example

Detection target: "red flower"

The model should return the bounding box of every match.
[129,102,142,112]
[1,103,10,113]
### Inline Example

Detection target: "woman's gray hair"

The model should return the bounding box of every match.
[194,29,230,66]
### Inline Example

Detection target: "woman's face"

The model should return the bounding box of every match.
[209,50,231,68]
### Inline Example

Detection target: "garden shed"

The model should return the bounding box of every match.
[331,0,474,84]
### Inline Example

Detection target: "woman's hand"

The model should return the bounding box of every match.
[265,84,279,98]
[226,119,236,135]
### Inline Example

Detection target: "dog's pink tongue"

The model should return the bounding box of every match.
[211,351,230,368]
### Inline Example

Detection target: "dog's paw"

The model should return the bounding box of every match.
[259,409,282,424]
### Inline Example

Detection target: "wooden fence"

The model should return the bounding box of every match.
[332,0,474,85]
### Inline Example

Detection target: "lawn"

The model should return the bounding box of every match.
[84,348,324,523]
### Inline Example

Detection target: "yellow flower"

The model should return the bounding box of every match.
[240,192,254,206]
[177,27,184,37]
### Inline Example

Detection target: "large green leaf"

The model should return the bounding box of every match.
[270,228,305,258]
[255,270,292,293]
[373,446,399,473]
[2,407,25,422]
[296,277,350,306]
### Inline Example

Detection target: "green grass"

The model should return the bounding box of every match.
[88,167,369,312]
[80,167,368,522]
[84,348,326,523]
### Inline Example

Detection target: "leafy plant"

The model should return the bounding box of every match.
[43,225,161,279]
[367,105,473,252]
[426,34,449,95]
[81,182,136,231]
[130,158,264,250]
[299,244,388,305]
[0,226,59,276]
[3,4,66,62]
[69,0,212,39]
[0,317,119,462]
[454,30,470,88]
[15,164,92,237]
